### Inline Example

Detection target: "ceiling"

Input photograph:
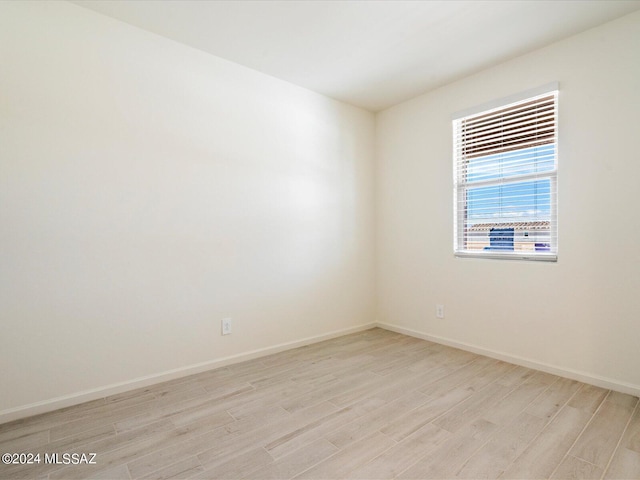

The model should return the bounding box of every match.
[72,0,640,112]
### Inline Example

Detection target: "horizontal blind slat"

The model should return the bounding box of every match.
[461,105,555,134]
[458,120,556,149]
[456,93,556,159]
[461,95,555,126]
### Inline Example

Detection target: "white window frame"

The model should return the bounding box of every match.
[452,83,558,262]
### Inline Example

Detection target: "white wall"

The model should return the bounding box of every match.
[376,11,640,393]
[0,1,375,417]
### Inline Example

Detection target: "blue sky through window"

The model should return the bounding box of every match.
[465,145,554,224]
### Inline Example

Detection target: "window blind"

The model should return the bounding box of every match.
[453,89,558,261]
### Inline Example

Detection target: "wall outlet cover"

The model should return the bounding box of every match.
[222,318,232,335]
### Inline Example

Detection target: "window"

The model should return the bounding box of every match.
[453,85,558,261]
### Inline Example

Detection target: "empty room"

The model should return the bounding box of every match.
[1,1,640,479]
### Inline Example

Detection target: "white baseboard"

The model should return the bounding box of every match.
[0,322,376,424]
[377,322,640,398]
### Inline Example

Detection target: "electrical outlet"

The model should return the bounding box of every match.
[221,318,232,335]
[436,304,445,319]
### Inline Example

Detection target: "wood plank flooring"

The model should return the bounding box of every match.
[0,328,639,479]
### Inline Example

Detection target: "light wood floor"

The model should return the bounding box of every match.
[1,328,639,480]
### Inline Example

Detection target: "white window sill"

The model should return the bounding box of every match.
[454,251,558,262]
